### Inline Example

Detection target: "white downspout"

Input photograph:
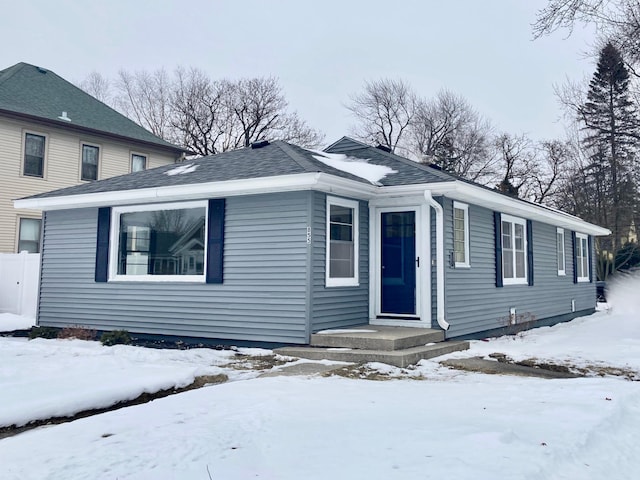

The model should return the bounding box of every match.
[425,190,450,331]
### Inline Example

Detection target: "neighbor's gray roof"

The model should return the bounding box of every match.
[0,62,185,153]
[22,139,455,200]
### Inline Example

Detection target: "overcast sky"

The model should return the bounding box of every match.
[1,0,596,146]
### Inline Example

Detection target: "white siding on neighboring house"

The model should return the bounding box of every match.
[0,116,178,253]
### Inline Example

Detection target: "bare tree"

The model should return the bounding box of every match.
[277,111,326,149]
[170,68,234,156]
[409,89,495,181]
[533,0,640,73]
[78,71,113,105]
[531,140,571,204]
[346,78,417,153]
[79,68,324,154]
[226,77,324,149]
[492,133,539,198]
[115,69,173,138]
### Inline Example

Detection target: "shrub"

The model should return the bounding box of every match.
[28,326,59,340]
[101,330,132,346]
[58,325,97,341]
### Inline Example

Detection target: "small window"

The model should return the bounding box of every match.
[576,233,589,282]
[326,196,359,287]
[557,228,566,276]
[81,144,99,181]
[24,133,45,177]
[18,218,41,253]
[453,201,470,267]
[501,214,527,285]
[131,153,147,172]
[110,201,207,281]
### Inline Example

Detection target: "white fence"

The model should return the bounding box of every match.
[0,253,40,317]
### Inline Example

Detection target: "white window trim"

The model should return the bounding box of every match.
[80,141,101,182]
[453,201,470,268]
[130,151,148,173]
[576,232,590,282]
[21,129,48,179]
[501,213,528,286]
[325,196,359,287]
[108,200,208,282]
[557,227,566,276]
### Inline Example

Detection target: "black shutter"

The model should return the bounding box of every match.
[572,231,578,284]
[588,235,594,282]
[206,199,225,284]
[494,212,503,287]
[95,207,111,282]
[526,219,534,286]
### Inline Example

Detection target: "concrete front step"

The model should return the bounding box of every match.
[275,341,470,368]
[311,325,445,351]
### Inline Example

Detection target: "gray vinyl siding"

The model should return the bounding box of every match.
[442,198,596,338]
[310,191,369,331]
[38,192,311,343]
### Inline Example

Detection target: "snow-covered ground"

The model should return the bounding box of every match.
[0,313,35,331]
[1,277,639,479]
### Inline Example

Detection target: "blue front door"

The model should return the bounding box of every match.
[381,211,417,315]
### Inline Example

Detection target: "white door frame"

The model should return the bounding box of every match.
[369,197,431,327]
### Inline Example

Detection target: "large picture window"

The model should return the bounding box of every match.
[501,214,527,285]
[24,133,45,177]
[326,196,359,287]
[453,201,469,267]
[110,201,207,281]
[575,232,590,282]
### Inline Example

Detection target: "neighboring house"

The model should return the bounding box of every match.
[0,62,186,254]
[15,137,609,343]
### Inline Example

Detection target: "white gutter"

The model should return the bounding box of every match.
[424,190,449,331]
[14,172,378,211]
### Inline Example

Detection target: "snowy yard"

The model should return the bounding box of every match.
[1,280,640,479]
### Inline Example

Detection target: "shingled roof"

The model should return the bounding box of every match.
[21,139,455,200]
[0,62,185,153]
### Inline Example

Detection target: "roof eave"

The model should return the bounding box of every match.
[0,108,190,156]
[14,172,377,211]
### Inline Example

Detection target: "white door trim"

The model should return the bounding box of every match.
[369,202,431,328]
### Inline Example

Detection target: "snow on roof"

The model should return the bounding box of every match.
[164,163,198,176]
[312,152,396,185]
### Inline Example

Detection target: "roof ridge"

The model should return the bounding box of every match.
[324,135,369,151]
[329,140,455,181]
[0,62,26,87]
[273,141,320,172]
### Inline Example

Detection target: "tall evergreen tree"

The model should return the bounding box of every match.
[578,42,640,278]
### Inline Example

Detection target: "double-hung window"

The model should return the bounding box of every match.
[81,144,99,181]
[453,202,470,267]
[24,133,45,177]
[557,228,566,276]
[326,196,359,287]
[575,233,589,282]
[109,201,207,281]
[501,214,527,285]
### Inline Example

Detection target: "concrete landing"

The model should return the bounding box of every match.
[311,325,444,351]
[276,341,469,368]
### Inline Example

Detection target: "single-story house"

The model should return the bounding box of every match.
[15,137,609,344]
